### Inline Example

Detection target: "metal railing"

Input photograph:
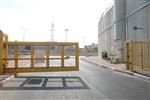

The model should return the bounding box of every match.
[125,40,150,71]
[0,31,8,74]
[0,31,79,74]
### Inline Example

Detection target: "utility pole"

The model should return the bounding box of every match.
[82,36,85,48]
[21,27,27,41]
[50,22,55,41]
[65,29,68,42]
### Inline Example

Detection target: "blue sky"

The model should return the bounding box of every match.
[0,0,112,47]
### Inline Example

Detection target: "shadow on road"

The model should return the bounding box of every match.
[2,76,89,90]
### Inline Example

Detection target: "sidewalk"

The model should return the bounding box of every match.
[81,56,150,79]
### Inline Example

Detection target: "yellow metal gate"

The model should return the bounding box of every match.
[125,40,150,71]
[0,31,79,74]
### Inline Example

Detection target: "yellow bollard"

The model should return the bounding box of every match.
[0,30,4,74]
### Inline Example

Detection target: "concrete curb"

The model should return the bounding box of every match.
[81,58,108,69]
[134,73,150,81]
[0,75,14,87]
[81,58,150,81]
[114,69,134,76]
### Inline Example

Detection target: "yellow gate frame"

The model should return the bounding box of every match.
[125,40,150,71]
[0,31,79,74]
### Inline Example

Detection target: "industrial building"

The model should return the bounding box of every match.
[98,0,150,62]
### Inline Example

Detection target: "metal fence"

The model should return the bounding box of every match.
[0,31,79,74]
[125,40,150,71]
[0,31,8,74]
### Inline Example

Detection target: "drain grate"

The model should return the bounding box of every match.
[27,79,43,84]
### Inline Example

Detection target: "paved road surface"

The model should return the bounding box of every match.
[1,59,150,100]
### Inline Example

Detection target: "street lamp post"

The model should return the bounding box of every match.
[21,27,27,41]
[65,29,68,42]
[82,36,85,48]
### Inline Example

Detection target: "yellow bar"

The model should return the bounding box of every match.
[5,41,78,46]
[3,34,8,67]
[75,43,79,70]
[3,40,80,73]
[14,44,18,68]
[125,41,150,71]
[5,35,8,65]
[125,42,130,70]
[46,45,49,68]
[3,57,68,60]
[142,42,149,70]
[61,45,64,67]
[0,31,3,74]
[31,46,34,68]
[4,67,79,73]
[129,40,133,71]
[141,42,143,69]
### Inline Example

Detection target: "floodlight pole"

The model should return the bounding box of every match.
[65,29,68,42]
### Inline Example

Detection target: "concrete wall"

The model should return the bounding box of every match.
[114,0,126,61]
[127,7,149,41]
[98,0,150,62]
[126,0,148,15]
[126,0,150,41]
[98,6,114,56]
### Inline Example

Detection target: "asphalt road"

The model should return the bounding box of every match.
[1,59,150,100]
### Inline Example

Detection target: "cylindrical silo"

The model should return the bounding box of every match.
[114,0,126,62]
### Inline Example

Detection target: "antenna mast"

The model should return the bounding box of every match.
[50,22,55,41]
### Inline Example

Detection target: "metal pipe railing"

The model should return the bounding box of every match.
[0,30,79,74]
